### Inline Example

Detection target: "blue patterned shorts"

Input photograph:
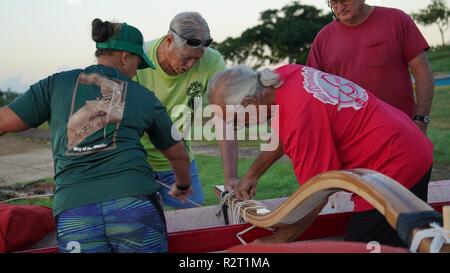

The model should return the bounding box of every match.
[56,194,168,253]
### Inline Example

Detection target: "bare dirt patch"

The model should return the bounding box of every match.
[0,134,50,156]
[0,133,53,194]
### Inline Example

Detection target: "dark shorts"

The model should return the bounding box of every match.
[56,194,168,253]
[344,167,432,247]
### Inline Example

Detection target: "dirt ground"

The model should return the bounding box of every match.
[0,134,50,156]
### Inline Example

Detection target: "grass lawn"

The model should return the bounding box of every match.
[9,197,53,207]
[428,87,450,168]
[428,46,450,74]
[196,155,298,206]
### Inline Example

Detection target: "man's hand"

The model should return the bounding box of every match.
[414,120,428,135]
[235,176,258,201]
[224,177,240,192]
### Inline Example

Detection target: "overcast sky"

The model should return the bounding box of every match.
[1,0,449,92]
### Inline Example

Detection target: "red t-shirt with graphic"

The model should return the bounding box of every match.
[274,64,433,212]
[307,7,429,118]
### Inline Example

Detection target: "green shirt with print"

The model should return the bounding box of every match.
[135,37,226,171]
[8,65,178,216]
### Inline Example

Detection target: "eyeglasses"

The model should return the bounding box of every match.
[170,27,213,48]
[328,0,351,7]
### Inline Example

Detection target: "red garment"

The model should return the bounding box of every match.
[274,64,433,212]
[0,204,55,252]
[307,7,429,118]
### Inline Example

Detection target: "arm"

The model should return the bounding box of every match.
[235,141,284,200]
[409,51,434,134]
[0,106,31,137]
[217,117,239,191]
[147,93,192,199]
[218,138,239,191]
[159,142,192,199]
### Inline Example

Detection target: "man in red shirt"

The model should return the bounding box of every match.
[307,0,434,134]
[207,64,433,247]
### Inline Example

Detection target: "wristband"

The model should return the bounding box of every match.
[176,183,191,191]
[413,115,430,125]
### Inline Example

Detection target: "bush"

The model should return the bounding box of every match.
[0,89,20,106]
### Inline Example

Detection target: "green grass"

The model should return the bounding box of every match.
[5,177,54,207]
[428,87,450,168]
[195,155,298,206]
[9,198,53,207]
[428,46,450,73]
[38,122,49,130]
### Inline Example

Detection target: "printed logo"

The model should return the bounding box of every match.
[302,67,368,110]
[65,73,127,155]
[187,81,204,111]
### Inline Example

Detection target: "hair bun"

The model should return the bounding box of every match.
[258,69,283,88]
[91,18,114,43]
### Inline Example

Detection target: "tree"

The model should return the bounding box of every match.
[0,89,19,107]
[215,1,332,68]
[412,0,450,46]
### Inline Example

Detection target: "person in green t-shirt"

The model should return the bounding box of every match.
[0,19,192,253]
[135,12,226,209]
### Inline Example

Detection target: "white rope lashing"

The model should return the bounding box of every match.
[409,222,450,253]
[216,190,273,244]
[216,191,270,224]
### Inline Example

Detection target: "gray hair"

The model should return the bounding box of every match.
[169,12,211,48]
[207,66,283,106]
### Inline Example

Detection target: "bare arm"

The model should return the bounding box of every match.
[409,51,434,134]
[0,106,30,137]
[236,141,284,200]
[160,142,192,199]
[217,118,239,191]
[218,138,239,190]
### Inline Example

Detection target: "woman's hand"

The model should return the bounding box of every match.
[235,176,259,201]
[169,183,193,202]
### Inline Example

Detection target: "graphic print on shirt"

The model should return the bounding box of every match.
[302,67,368,110]
[186,81,204,111]
[66,73,127,155]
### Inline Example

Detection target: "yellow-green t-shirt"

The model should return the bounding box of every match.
[135,37,226,171]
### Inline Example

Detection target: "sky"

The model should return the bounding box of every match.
[1,0,449,92]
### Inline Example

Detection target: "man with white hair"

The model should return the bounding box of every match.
[207,64,433,247]
[135,12,226,209]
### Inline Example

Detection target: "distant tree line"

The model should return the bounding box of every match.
[215,1,333,68]
[412,0,450,47]
[0,89,19,107]
[215,1,449,68]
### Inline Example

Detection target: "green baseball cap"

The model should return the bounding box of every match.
[96,23,155,70]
